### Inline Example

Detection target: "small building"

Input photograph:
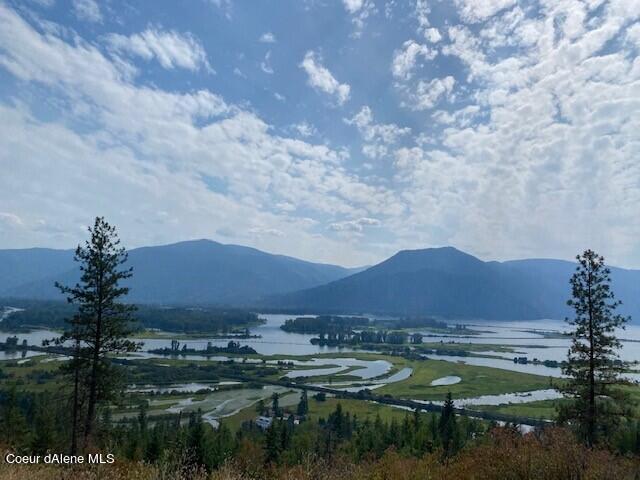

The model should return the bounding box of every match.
[255,416,273,430]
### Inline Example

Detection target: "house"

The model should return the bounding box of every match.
[255,414,301,430]
[255,416,273,430]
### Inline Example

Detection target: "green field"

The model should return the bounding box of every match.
[474,399,561,420]
[305,397,415,423]
[221,394,417,431]
[377,357,554,401]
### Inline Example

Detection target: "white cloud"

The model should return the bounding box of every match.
[106,28,212,72]
[259,32,276,43]
[627,23,640,48]
[454,0,517,23]
[391,40,436,80]
[293,122,316,137]
[260,50,274,74]
[299,51,351,105]
[342,0,375,37]
[28,0,55,7]
[441,25,488,81]
[330,217,381,232]
[343,0,365,13]
[345,105,411,144]
[345,106,410,158]
[479,6,527,47]
[408,76,456,110]
[0,212,24,227]
[433,105,481,127]
[209,0,232,19]
[360,144,385,159]
[248,227,284,237]
[424,27,442,43]
[72,0,102,23]
[414,0,431,32]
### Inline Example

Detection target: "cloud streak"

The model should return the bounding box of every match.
[106,28,212,72]
[72,0,102,23]
[300,51,351,105]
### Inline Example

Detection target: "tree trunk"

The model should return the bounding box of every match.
[83,333,100,448]
[84,263,104,449]
[587,270,595,447]
[70,339,80,455]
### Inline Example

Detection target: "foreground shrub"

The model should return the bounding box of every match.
[2,428,639,480]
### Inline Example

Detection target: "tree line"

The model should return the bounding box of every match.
[0,299,261,334]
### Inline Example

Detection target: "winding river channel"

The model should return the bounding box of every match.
[3,312,640,425]
[4,313,640,371]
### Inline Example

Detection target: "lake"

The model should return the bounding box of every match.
[3,313,640,376]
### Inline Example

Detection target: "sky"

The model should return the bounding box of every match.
[0,0,639,268]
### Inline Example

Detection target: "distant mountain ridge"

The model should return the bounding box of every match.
[264,247,640,322]
[0,248,75,293]
[0,239,358,305]
[2,242,639,321]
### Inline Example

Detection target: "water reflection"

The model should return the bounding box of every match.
[415,388,564,407]
[2,315,640,376]
[430,375,461,386]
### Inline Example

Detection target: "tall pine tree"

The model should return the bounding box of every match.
[439,392,457,459]
[559,249,630,446]
[54,217,140,451]
[0,385,28,449]
[297,390,308,417]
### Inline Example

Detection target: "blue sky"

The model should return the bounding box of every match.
[0,0,639,268]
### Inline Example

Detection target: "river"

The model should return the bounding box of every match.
[2,313,640,377]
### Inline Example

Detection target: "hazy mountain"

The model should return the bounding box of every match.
[0,239,357,305]
[3,242,639,321]
[265,247,640,321]
[500,258,640,321]
[0,248,75,293]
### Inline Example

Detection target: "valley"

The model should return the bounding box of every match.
[2,237,640,479]
[3,310,640,432]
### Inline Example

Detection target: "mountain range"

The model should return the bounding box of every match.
[1,241,639,321]
[264,247,640,321]
[0,240,359,305]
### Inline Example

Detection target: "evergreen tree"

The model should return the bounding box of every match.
[99,407,113,448]
[413,407,421,429]
[53,217,140,451]
[30,395,56,454]
[329,403,345,439]
[0,385,28,449]
[146,425,162,462]
[439,392,457,459]
[297,390,308,417]
[271,392,280,417]
[281,417,293,450]
[428,412,439,446]
[187,410,207,466]
[210,423,234,468]
[559,250,630,446]
[136,402,149,456]
[265,420,281,464]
